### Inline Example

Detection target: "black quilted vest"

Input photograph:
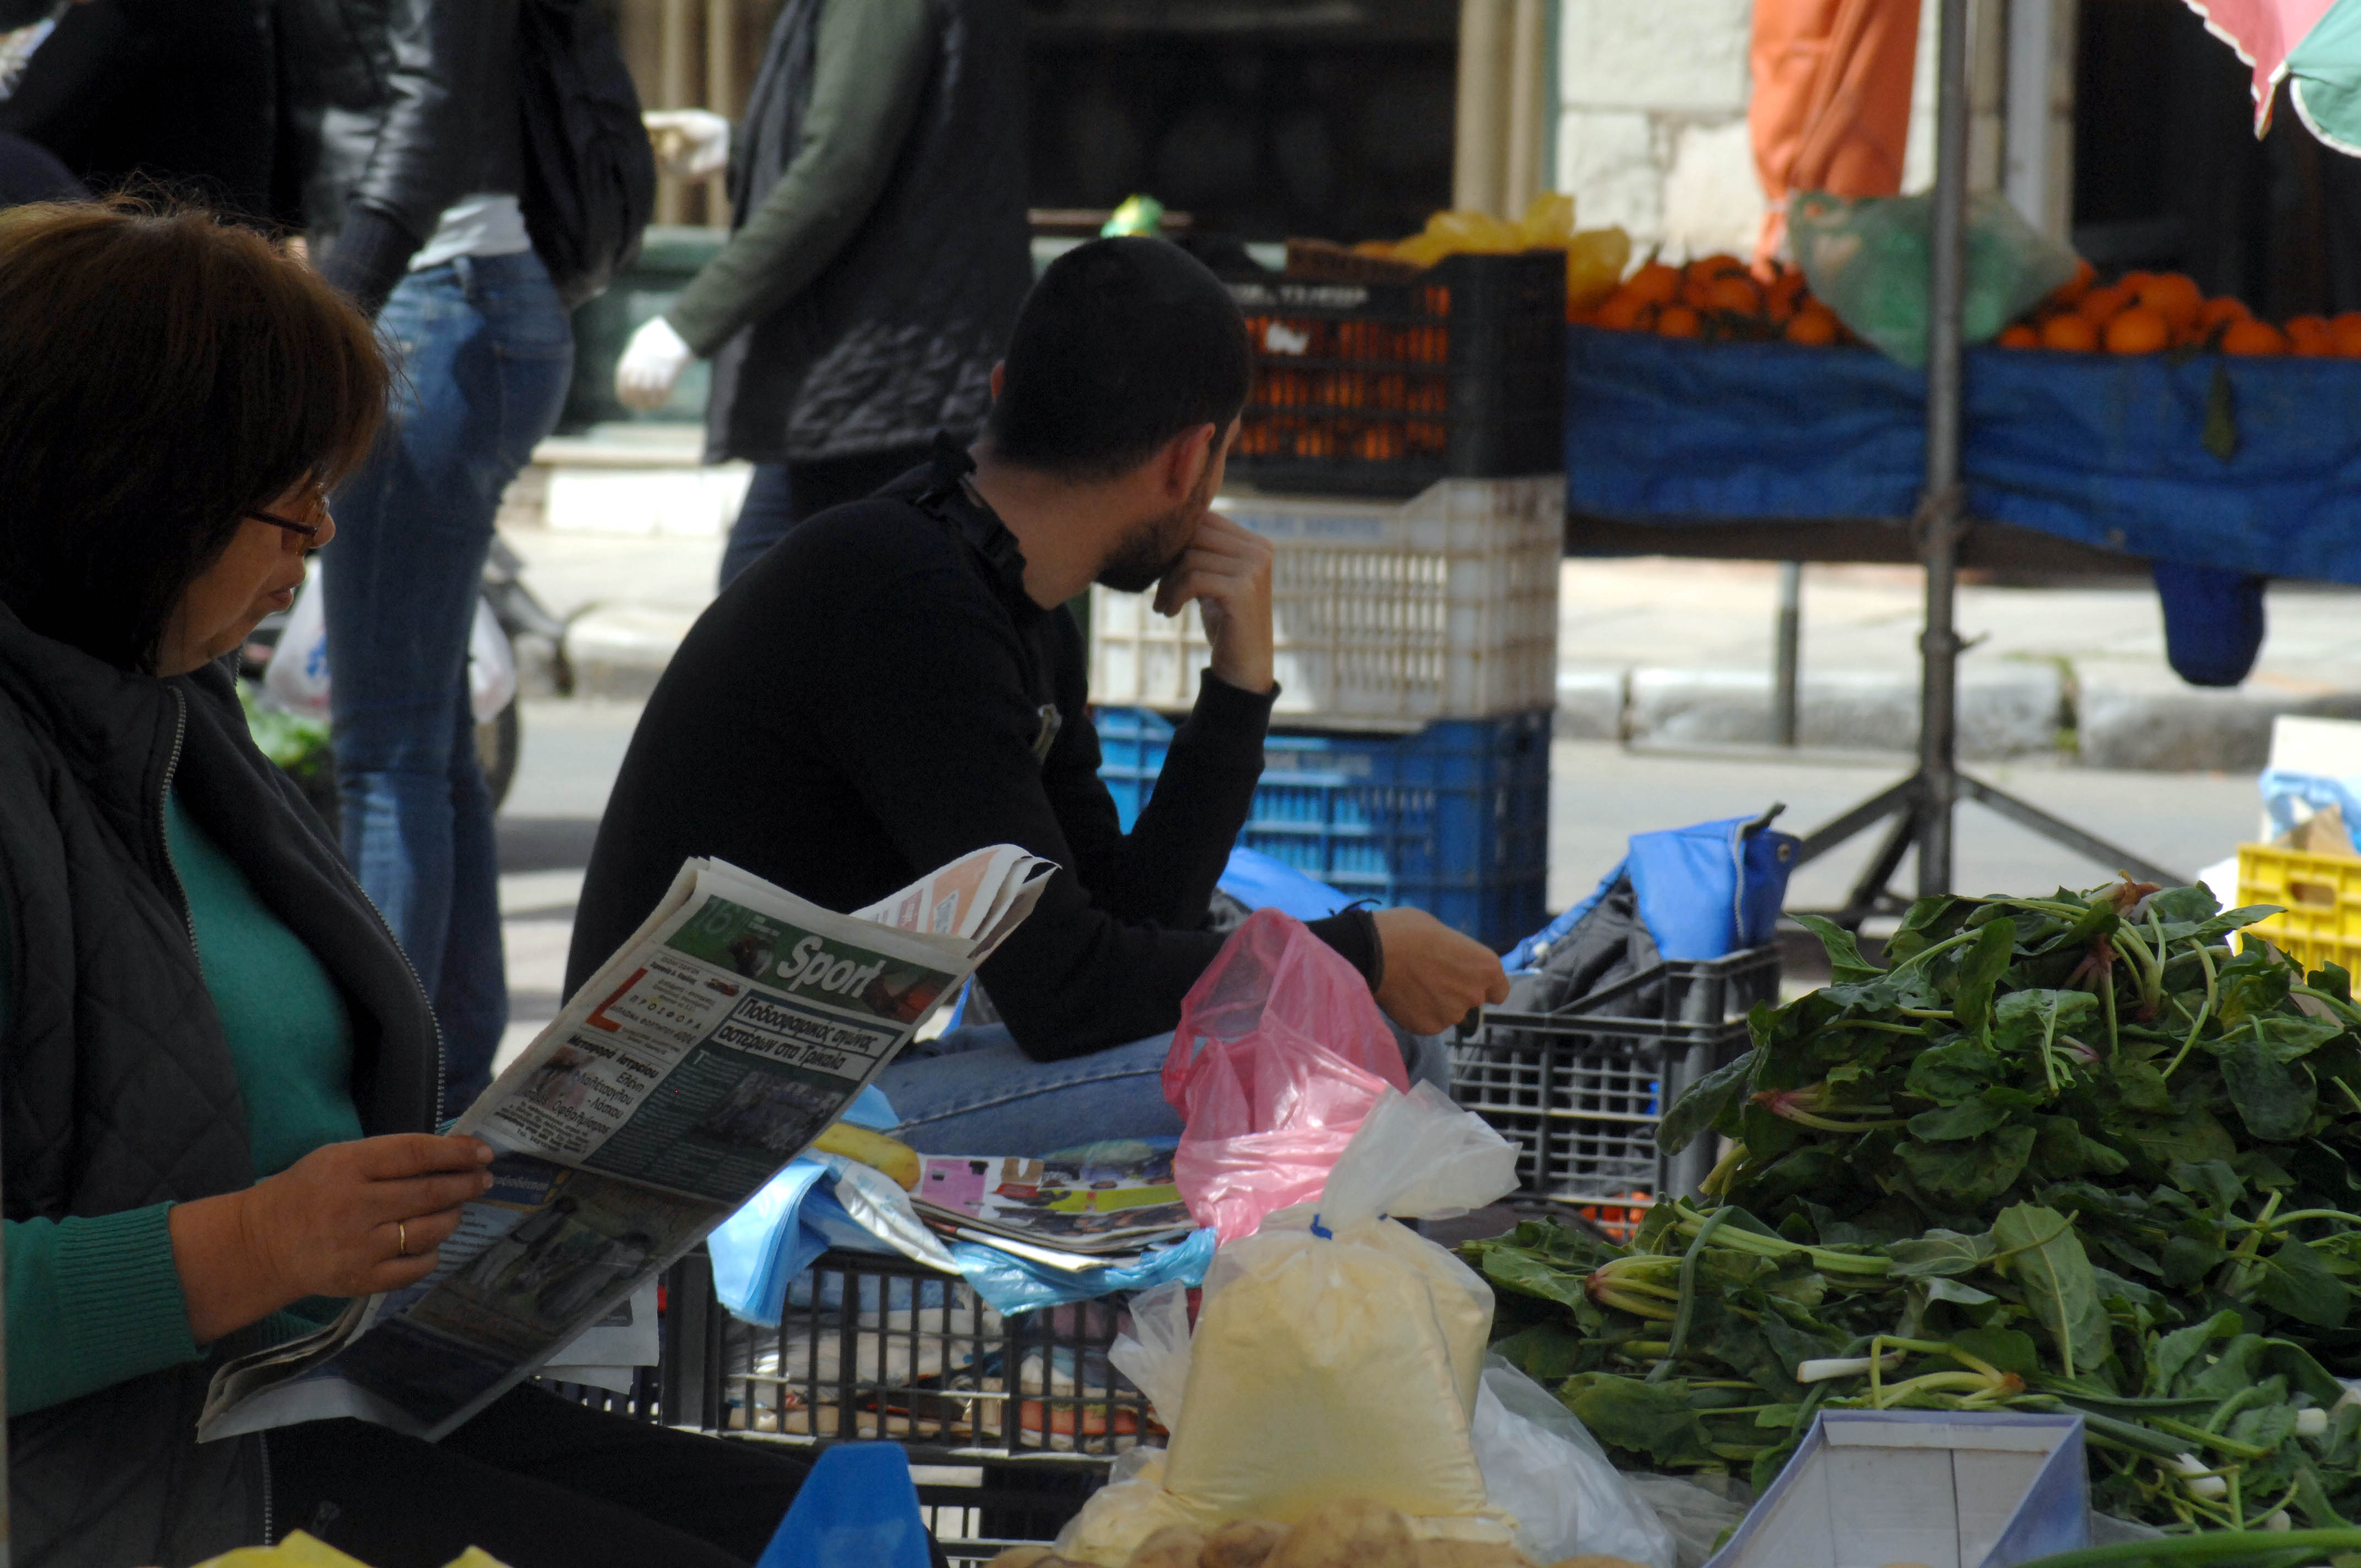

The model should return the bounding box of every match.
[0,604,440,1565]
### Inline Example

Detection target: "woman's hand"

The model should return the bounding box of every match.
[169,1134,496,1345]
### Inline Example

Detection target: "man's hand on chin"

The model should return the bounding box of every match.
[1370,906,1512,1036]
[1154,509,1275,694]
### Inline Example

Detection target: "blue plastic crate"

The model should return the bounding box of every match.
[1093,707,1549,950]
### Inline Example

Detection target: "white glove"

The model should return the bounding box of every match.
[615,316,694,411]
[643,109,731,181]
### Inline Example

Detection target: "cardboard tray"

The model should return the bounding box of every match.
[1702,1410,2089,1568]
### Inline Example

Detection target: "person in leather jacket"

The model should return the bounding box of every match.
[285,0,573,1118]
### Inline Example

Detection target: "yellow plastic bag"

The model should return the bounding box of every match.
[189,1536,513,1568]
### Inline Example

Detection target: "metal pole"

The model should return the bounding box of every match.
[1772,560,1802,746]
[1916,0,1973,899]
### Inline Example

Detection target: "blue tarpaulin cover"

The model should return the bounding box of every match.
[1568,327,2361,585]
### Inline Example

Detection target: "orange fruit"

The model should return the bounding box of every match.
[1593,286,1656,331]
[2052,258,2097,307]
[2288,315,2335,356]
[2332,313,2361,357]
[2120,270,2157,293]
[2040,313,2099,351]
[2199,296,2253,330]
[1997,323,2041,349]
[2076,283,2132,324]
[1704,274,1763,314]
[2135,273,2203,329]
[1656,304,1703,338]
[2104,306,2172,354]
[1684,252,1747,282]
[2221,318,2289,356]
[1625,262,1681,308]
[1784,306,1840,346]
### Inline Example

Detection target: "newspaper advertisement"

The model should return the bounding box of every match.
[199,848,1051,1444]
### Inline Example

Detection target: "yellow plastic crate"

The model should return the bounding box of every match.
[2237,841,2361,973]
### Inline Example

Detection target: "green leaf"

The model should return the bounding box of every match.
[2146,885,2221,926]
[1905,1038,2003,1106]
[1559,1373,1711,1465]
[2204,359,2238,461]
[1954,918,2020,1038]
[2110,1057,2176,1114]
[1887,1228,1998,1278]
[1918,1276,1998,1306]
[1793,913,1881,985]
[1657,1051,1755,1155]
[1909,1099,2012,1141]
[1951,1324,2042,1378]
[1899,1124,2037,1209]
[2223,1033,2319,1142]
[2031,1117,2131,1180]
[1489,1322,1588,1381]
[2150,1310,2242,1395]
[2257,1240,2352,1329]
[1993,1203,2113,1380]
[2159,1233,2230,1290]
[2170,1159,2245,1218]
[2125,1107,2240,1165]
[1476,1245,1590,1308]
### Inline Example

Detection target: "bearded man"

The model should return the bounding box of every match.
[567,239,1507,1152]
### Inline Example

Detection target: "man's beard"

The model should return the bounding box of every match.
[1095,460,1218,594]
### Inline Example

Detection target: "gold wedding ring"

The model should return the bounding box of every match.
[396,1219,409,1257]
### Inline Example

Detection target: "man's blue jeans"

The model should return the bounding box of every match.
[325,252,574,1117]
[873,1023,1454,1155]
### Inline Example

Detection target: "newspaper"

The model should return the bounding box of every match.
[198,847,1052,1443]
[913,1143,1194,1256]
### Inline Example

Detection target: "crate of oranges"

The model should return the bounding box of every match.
[1578,253,1856,347]
[1996,262,2361,357]
[1225,249,1567,498]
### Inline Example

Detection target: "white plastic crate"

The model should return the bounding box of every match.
[1090,475,1563,727]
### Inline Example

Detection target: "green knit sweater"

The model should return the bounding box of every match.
[3,791,366,1416]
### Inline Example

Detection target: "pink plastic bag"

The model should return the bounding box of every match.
[1164,910,1408,1243]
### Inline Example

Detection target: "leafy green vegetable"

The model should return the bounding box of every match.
[1478,876,2361,1532]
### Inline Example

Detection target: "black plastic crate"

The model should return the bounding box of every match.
[1449,946,1779,1219]
[1227,251,1567,496]
[620,1248,1154,1463]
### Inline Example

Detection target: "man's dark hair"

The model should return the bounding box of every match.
[0,198,388,672]
[986,236,1252,481]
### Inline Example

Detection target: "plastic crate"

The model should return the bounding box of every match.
[1449,947,1779,1205]
[2238,841,2361,972]
[1090,476,1562,726]
[1226,251,1567,496]
[1095,707,1549,950]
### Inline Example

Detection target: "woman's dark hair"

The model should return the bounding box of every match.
[984,237,1253,481]
[0,199,389,672]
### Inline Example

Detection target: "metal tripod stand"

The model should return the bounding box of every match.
[1790,0,2178,929]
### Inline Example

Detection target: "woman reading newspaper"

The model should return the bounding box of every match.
[0,200,943,1568]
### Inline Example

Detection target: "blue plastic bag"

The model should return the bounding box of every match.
[2153,559,2267,688]
[708,1085,897,1325]
[1505,810,1797,969]
[754,1442,932,1568]
[1216,845,1356,920]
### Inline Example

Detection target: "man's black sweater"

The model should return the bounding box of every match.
[564,445,1379,1060]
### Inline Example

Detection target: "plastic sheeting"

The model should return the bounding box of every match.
[1568,328,2361,587]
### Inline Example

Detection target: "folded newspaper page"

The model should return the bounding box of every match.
[199,846,1052,1443]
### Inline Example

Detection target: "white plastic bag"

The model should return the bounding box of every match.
[1107,1278,1192,1431]
[1472,1355,1677,1568]
[1157,1084,1518,1527]
[263,571,332,717]
[260,573,516,725]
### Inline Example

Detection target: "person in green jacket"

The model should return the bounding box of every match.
[616,0,1032,586]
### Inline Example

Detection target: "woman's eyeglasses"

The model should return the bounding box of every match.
[242,502,328,545]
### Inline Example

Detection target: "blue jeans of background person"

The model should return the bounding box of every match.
[873,1022,1454,1155]
[716,442,938,589]
[326,252,574,1118]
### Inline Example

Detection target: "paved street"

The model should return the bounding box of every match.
[495,703,2266,1064]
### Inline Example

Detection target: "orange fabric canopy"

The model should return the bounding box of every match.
[1750,0,1922,264]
